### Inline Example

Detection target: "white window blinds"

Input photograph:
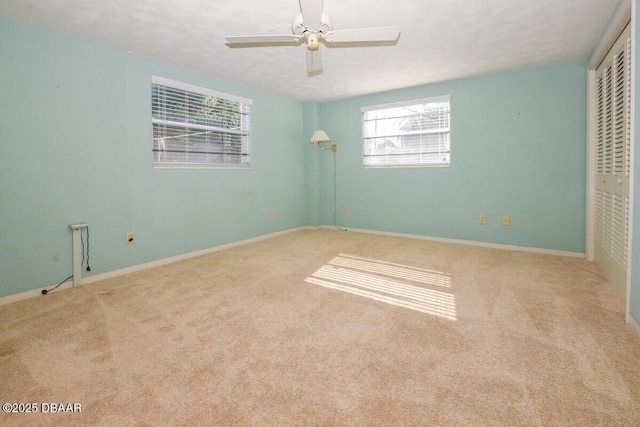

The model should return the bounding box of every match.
[361,95,451,167]
[151,76,252,168]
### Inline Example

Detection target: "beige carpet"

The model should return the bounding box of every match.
[1,228,640,426]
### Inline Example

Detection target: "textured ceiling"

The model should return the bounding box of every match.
[0,0,619,101]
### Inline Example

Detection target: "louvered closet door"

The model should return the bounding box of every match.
[595,24,631,302]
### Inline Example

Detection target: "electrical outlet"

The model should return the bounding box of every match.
[126,231,135,244]
[479,214,486,225]
[268,210,273,219]
[502,215,510,226]
[343,206,348,214]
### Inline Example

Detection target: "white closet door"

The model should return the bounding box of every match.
[594,25,631,302]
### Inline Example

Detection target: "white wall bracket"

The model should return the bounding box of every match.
[68,223,88,287]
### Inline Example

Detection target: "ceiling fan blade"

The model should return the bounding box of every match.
[325,26,400,43]
[299,0,323,31]
[306,49,323,73]
[225,34,297,44]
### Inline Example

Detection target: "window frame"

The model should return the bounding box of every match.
[151,75,253,169]
[361,95,451,168]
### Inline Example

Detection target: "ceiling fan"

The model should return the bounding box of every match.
[225,0,401,74]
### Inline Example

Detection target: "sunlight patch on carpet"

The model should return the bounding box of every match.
[305,254,457,320]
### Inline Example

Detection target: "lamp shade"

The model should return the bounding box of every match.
[310,130,330,143]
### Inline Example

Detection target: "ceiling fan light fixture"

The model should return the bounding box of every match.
[307,34,320,50]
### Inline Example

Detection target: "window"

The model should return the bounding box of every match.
[362,95,451,167]
[151,76,252,168]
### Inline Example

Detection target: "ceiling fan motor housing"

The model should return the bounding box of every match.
[307,34,319,50]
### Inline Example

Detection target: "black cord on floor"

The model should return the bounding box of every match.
[41,275,73,295]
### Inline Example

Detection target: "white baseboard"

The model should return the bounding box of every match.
[82,226,310,285]
[0,226,311,306]
[319,225,586,258]
[0,225,586,306]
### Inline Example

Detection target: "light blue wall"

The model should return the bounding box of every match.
[0,16,305,297]
[316,61,587,252]
[0,13,592,300]
[629,0,640,324]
